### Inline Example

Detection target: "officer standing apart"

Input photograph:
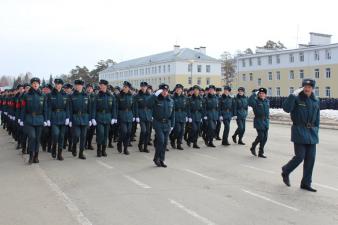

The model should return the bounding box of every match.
[248,88,270,158]
[219,86,235,146]
[92,79,117,157]
[69,79,91,160]
[281,79,320,192]
[150,84,175,167]
[232,87,248,145]
[20,77,47,164]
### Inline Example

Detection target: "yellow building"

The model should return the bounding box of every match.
[99,46,222,90]
[235,33,337,98]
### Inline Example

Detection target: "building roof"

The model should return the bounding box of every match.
[102,48,219,72]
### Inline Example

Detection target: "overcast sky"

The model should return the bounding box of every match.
[0,0,336,78]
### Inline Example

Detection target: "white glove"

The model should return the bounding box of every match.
[19,121,24,127]
[4,112,8,115]
[188,118,192,123]
[115,119,118,124]
[136,117,140,123]
[18,119,21,124]
[65,118,70,125]
[13,116,16,121]
[232,116,237,120]
[219,116,223,121]
[203,116,207,120]
[69,122,72,127]
[293,87,304,96]
[91,119,97,126]
[111,119,115,125]
[132,117,136,122]
[155,89,163,96]
[255,91,259,95]
[47,120,51,126]
[89,121,92,126]
[43,121,48,127]
[170,127,174,132]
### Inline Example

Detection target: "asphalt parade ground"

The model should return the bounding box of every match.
[0,123,337,225]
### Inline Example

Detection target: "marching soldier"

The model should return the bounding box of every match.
[134,82,152,153]
[63,83,73,152]
[41,84,53,152]
[219,86,235,146]
[203,85,219,147]
[20,77,47,164]
[116,81,134,155]
[47,78,69,160]
[92,79,117,157]
[281,79,320,192]
[170,84,188,150]
[232,87,248,145]
[69,79,91,160]
[85,84,95,150]
[20,84,31,154]
[150,84,175,167]
[248,88,270,158]
[187,85,204,148]
[215,87,222,140]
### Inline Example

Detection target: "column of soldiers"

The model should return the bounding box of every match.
[0,77,320,191]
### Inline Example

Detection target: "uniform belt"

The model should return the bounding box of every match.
[97,110,107,113]
[74,111,87,115]
[139,107,148,110]
[223,109,230,112]
[293,122,314,128]
[175,109,183,112]
[52,109,64,112]
[208,108,217,111]
[119,108,131,112]
[157,118,169,123]
[28,112,42,116]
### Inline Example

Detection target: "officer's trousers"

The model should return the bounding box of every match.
[51,125,65,149]
[282,144,316,186]
[86,125,95,146]
[139,121,151,147]
[96,123,109,145]
[25,125,42,153]
[188,121,200,143]
[119,122,132,148]
[72,125,88,150]
[215,120,221,138]
[252,129,268,153]
[170,122,185,144]
[153,122,170,162]
[206,119,217,142]
[64,126,72,148]
[234,118,246,140]
[222,119,231,142]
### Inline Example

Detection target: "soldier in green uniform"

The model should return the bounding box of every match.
[203,85,219,147]
[85,84,95,150]
[20,77,47,164]
[69,79,91,160]
[19,84,31,154]
[170,84,188,150]
[219,86,235,146]
[215,87,222,140]
[116,81,135,155]
[63,83,73,152]
[41,84,53,152]
[47,79,69,160]
[248,88,270,158]
[92,79,117,157]
[232,87,248,145]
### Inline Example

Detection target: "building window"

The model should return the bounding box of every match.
[188,64,192,72]
[168,65,171,73]
[315,87,320,97]
[163,65,166,73]
[197,77,201,85]
[258,78,262,86]
[268,56,272,64]
[326,68,331,78]
[249,73,253,81]
[289,70,294,79]
[314,51,320,61]
[206,78,210,85]
[197,65,202,73]
[276,55,280,64]
[268,72,272,81]
[276,71,281,80]
[276,87,281,96]
[315,69,320,78]
[188,77,192,85]
[289,87,294,95]
[299,52,304,62]
[326,49,332,60]
[257,57,261,66]
[242,59,246,67]
[249,58,252,66]
[300,70,304,79]
[289,54,294,63]
[206,65,211,73]
[158,66,161,73]
[268,87,272,96]
[325,87,331,97]
[242,74,246,81]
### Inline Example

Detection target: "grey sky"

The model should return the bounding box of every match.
[0,0,336,78]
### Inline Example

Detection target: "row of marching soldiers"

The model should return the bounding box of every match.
[0,76,271,165]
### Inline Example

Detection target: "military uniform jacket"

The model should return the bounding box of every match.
[234,94,248,119]
[282,92,320,144]
[134,91,152,122]
[47,89,69,125]
[172,93,189,123]
[219,94,235,120]
[68,90,91,126]
[248,93,270,130]
[20,88,47,126]
[92,91,117,124]
[203,94,219,121]
[149,94,175,128]
[187,94,204,122]
[116,91,134,123]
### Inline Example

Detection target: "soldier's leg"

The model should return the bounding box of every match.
[78,125,87,159]
[72,126,80,156]
[138,121,146,152]
[237,119,246,144]
[207,120,216,147]
[160,126,170,164]
[57,125,65,160]
[47,127,52,152]
[170,123,179,148]
[25,124,36,163]
[86,126,95,150]
[258,129,269,155]
[108,124,113,148]
[33,126,42,163]
[215,120,221,139]
[96,123,104,157]
[222,119,231,145]
[51,125,60,159]
[301,144,316,186]
[282,144,306,176]
[123,122,132,152]
[176,122,185,149]
[153,125,163,164]
[101,124,109,157]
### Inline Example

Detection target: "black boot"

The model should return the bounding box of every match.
[170,140,176,149]
[138,143,143,152]
[108,140,114,148]
[28,152,34,164]
[177,143,183,150]
[186,140,191,147]
[68,143,72,152]
[51,144,57,159]
[250,144,257,156]
[208,141,216,147]
[124,147,130,155]
[117,142,122,153]
[22,144,27,154]
[232,134,237,143]
[57,148,64,161]
[102,145,107,157]
[153,158,161,167]
[300,184,317,192]
[88,142,94,150]
[160,161,167,168]
[222,139,230,146]
[238,139,245,145]
[258,149,266,158]
[16,142,21,150]
[72,144,77,157]
[281,172,290,187]
[33,152,39,163]
[193,142,200,149]
[79,149,86,160]
[97,144,102,157]
[143,146,150,153]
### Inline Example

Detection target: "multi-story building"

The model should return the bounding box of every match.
[235,32,337,98]
[99,45,222,89]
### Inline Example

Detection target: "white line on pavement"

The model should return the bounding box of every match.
[184,169,217,181]
[169,199,217,225]
[313,183,338,192]
[193,152,219,160]
[96,160,114,169]
[241,164,276,174]
[241,189,299,212]
[35,166,93,225]
[123,175,152,189]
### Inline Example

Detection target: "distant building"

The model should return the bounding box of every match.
[235,32,338,98]
[99,46,222,89]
